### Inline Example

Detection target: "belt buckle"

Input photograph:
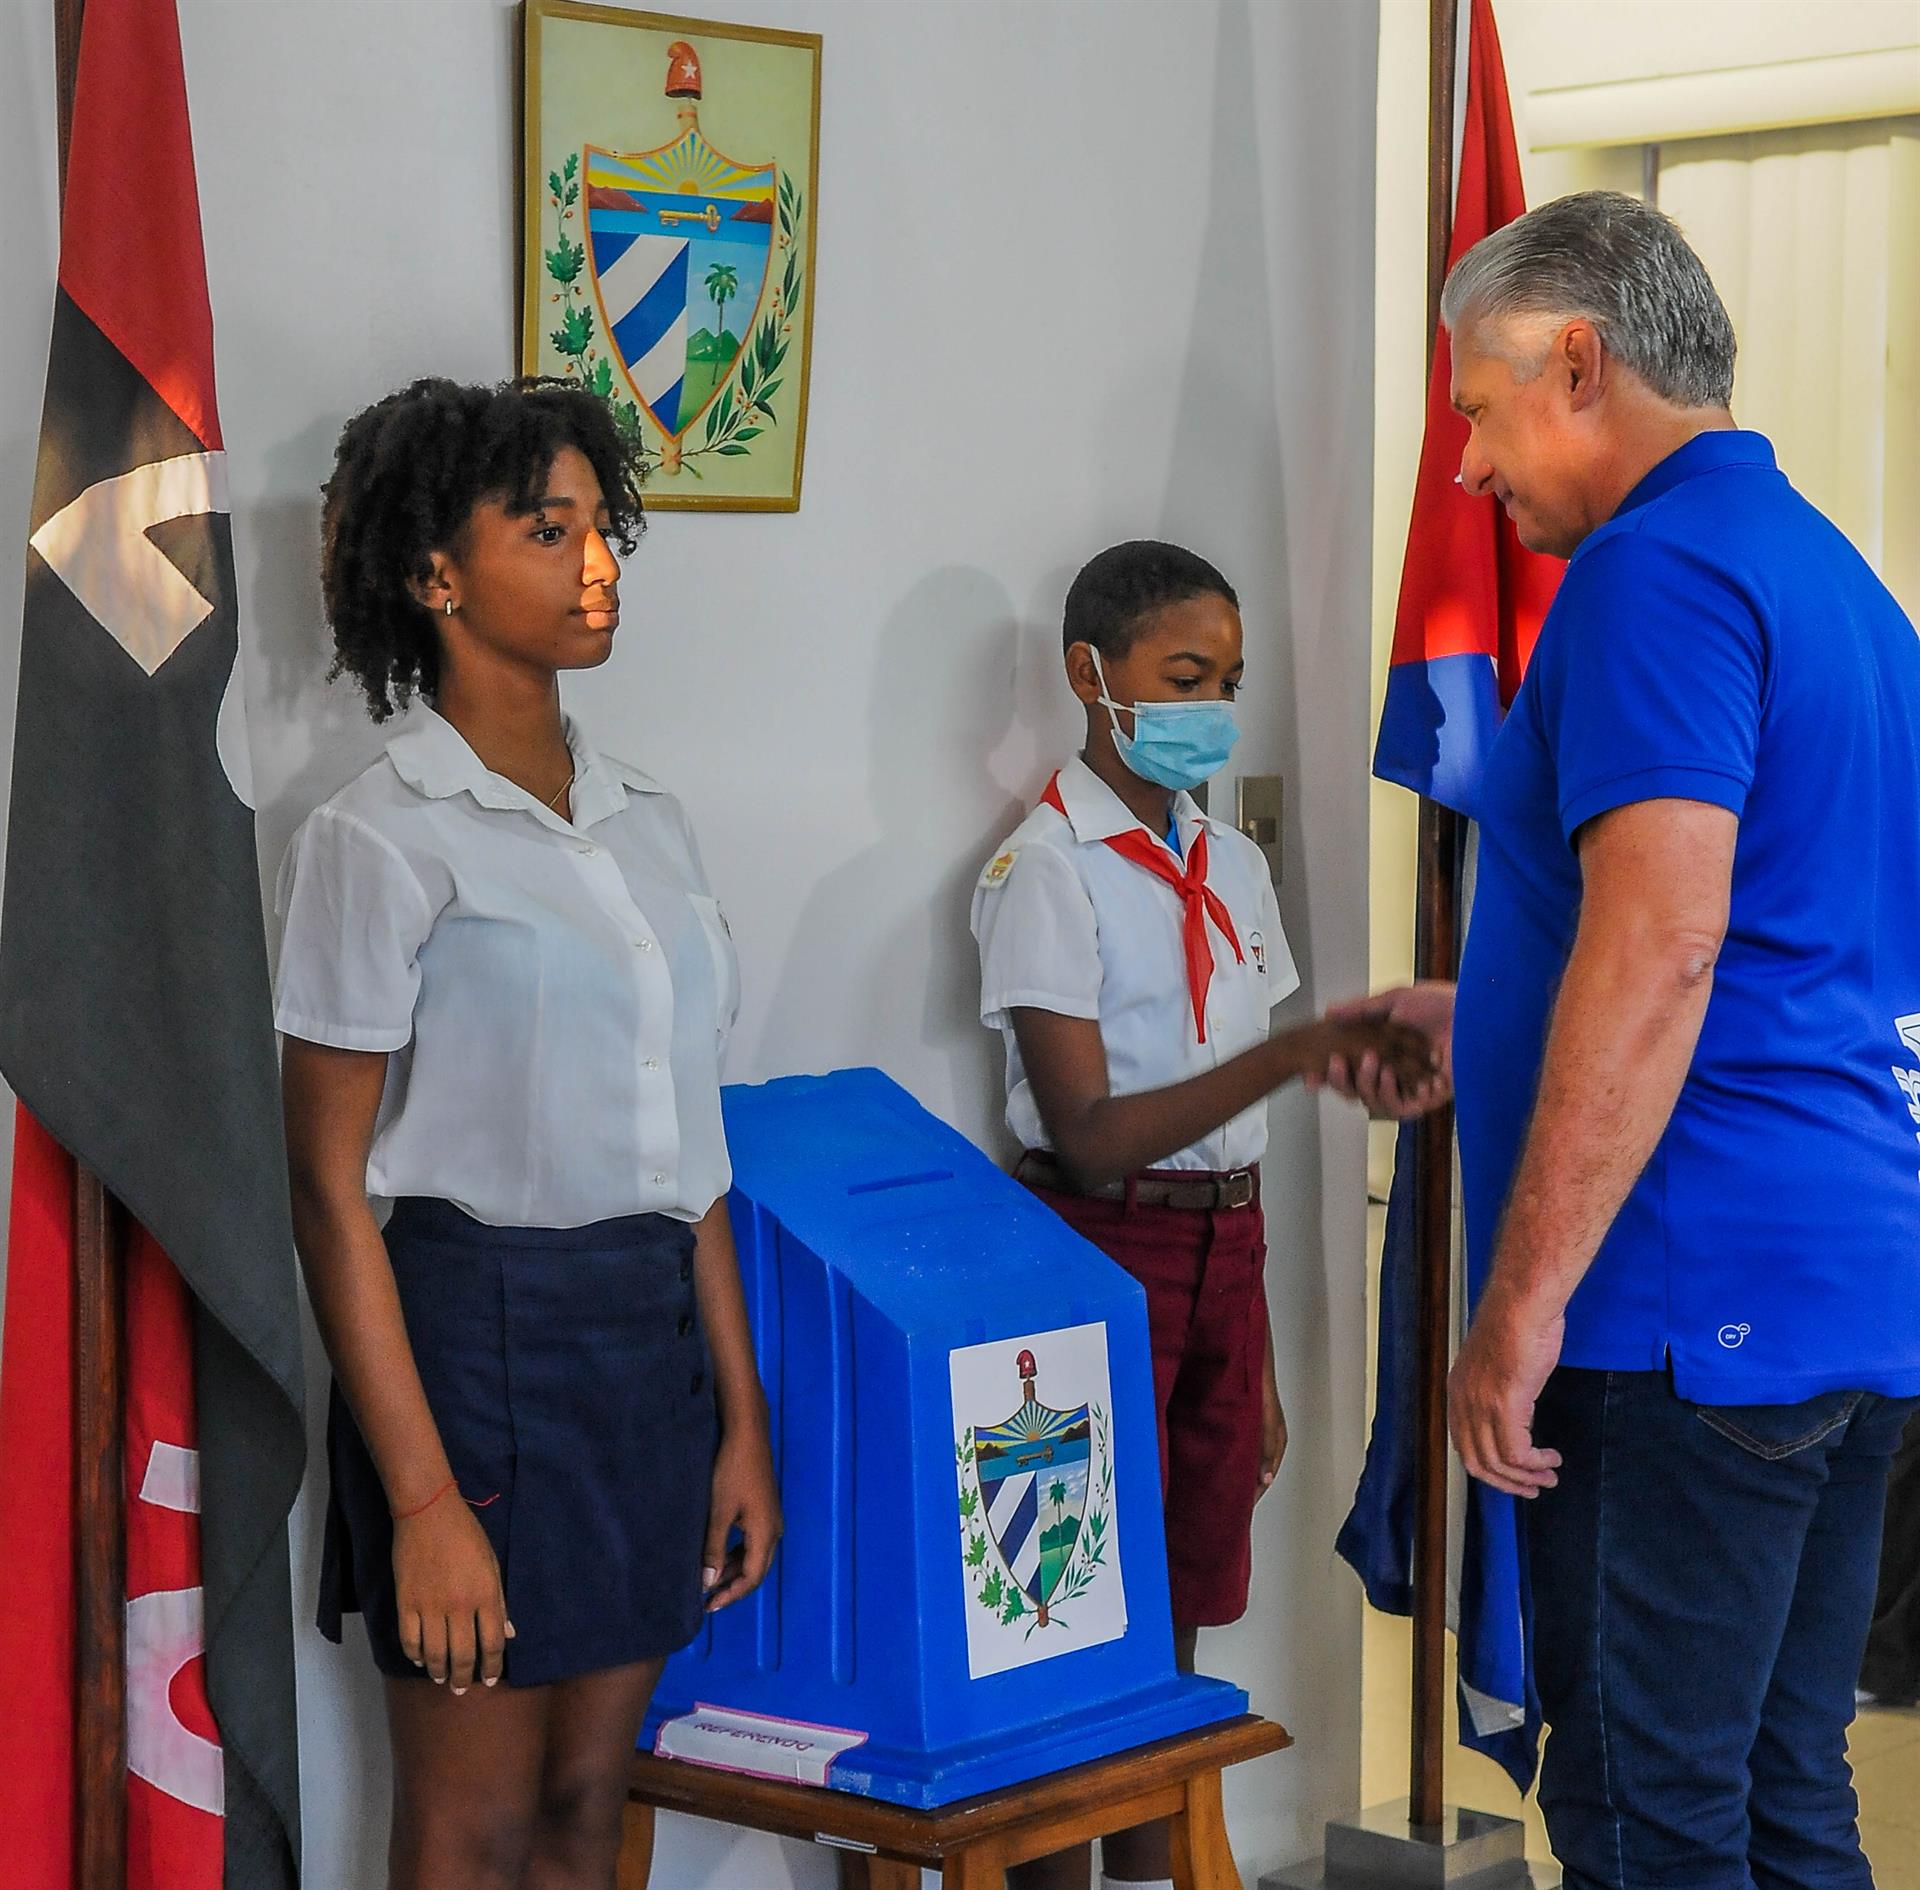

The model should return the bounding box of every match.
[1220,1171,1255,1210]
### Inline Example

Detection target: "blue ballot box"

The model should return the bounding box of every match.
[639,1068,1248,1807]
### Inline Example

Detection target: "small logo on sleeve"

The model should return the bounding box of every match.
[1717,1323,1751,1350]
[979,849,1020,891]
[1248,929,1268,977]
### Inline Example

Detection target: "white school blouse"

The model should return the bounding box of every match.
[274,708,740,1228]
[970,755,1299,1172]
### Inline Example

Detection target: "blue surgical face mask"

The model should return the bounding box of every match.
[1090,649,1240,792]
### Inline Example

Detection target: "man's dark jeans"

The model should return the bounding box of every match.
[1861,1410,1920,1704]
[1529,1368,1919,1889]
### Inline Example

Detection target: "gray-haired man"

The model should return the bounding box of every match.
[1338,192,1920,1886]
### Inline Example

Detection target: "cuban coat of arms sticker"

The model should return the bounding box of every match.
[949,1322,1127,1679]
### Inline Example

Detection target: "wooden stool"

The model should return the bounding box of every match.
[618,1713,1290,1890]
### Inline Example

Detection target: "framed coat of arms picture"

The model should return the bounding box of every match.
[522,3,821,511]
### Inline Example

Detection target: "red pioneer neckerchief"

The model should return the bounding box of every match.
[1041,772,1243,1043]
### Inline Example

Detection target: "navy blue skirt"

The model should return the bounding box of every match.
[319,1197,718,1686]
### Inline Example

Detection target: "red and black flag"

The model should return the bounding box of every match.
[0,1,305,1885]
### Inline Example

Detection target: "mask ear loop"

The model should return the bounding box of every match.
[1088,647,1132,749]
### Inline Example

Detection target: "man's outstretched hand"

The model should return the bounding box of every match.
[1305,981,1456,1118]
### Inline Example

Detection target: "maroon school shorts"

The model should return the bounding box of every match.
[1021,1172,1269,1628]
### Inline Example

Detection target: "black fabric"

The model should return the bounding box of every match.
[198,1305,302,1888]
[1,288,305,1888]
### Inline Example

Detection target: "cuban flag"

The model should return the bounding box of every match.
[1371,0,1562,822]
[1342,0,1560,1794]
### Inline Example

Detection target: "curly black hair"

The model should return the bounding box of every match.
[320,376,648,721]
[1062,540,1239,659]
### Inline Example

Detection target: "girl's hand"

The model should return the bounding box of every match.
[1306,983,1457,1116]
[701,1422,783,1612]
[1258,1350,1288,1502]
[1297,1017,1441,1110]
[392,1492,513,1694]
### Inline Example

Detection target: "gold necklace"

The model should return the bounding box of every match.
[544,771,574,812]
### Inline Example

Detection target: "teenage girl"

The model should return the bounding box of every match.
[277,377,780,1890]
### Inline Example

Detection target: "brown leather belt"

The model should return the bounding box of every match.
[1016,1148,1259,1212]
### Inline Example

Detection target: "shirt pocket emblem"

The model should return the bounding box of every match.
[687,893,741,1039]
[1249,928,1267,977]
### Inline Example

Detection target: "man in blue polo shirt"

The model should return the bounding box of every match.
[1347,193,1920,1886]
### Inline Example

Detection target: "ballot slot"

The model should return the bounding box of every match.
[845,1169,952,1196]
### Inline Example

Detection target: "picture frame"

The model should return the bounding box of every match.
[522,2,821,512]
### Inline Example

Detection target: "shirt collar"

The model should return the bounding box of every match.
[1613,427,1776,519]
[386,707,647,831]
[1050,754,1212,851]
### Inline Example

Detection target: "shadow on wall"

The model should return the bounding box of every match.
[237,417,407,1890]
[245,414,391,919]
[747,562,1079,1141]
[1149,0,1362,1869]
[288,1309,391,1890]
[1160,0,1302,942]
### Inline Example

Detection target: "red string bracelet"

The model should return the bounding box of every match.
[391,1476,456,1521]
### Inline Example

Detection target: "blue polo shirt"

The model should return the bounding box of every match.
[1453,430,1920,1404]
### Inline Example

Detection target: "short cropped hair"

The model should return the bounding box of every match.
[320,376,647,722]
[1441,190,1736,409]
[1063,540,1239,658]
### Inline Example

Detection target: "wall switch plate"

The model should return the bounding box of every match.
[1236,773,1283,884]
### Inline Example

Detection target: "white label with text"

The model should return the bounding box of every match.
[654,1705,868,1786]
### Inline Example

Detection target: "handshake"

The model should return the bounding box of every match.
[1296,980,1455,1119]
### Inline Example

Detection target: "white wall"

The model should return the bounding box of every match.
[0,1,1382,1882]
[0,0,58,1146]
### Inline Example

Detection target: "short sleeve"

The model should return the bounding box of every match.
[274,806,436,1051]
[1544,530,1767,843]
[970,841,1102,1029]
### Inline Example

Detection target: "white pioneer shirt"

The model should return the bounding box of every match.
[971,755,1299,1172]
[274,708,739,1228]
